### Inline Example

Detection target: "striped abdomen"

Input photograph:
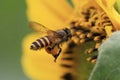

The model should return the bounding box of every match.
[30,36,52,50]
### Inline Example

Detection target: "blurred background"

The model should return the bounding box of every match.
[1,0,119,80]
[0,0,30,80]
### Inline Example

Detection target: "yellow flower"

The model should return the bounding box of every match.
[94,0,120,36]
[22,0,120,80]
[22,0,74,80]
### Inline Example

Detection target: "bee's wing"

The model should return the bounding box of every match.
[29,21,51,35]
[29,21,59,37]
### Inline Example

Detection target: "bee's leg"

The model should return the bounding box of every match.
[45,46,53,54]
[53,45,62,62]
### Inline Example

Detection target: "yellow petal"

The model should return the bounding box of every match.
[95,0,120,30]
[72,0,88,9]
[26,0,73,30]
[105,26,113,37]
[72,0,79,8]
[21,33,63,80]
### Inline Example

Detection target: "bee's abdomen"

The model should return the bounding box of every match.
[30,36,51,50]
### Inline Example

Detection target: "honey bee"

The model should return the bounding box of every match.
[30,21,72,62]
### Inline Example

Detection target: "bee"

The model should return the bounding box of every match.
[30,21,72,62]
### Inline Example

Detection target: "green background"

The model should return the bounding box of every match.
[0,0,30,80]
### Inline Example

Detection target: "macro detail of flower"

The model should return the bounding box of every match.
[22,0,120,80]
[22,0,74,80]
